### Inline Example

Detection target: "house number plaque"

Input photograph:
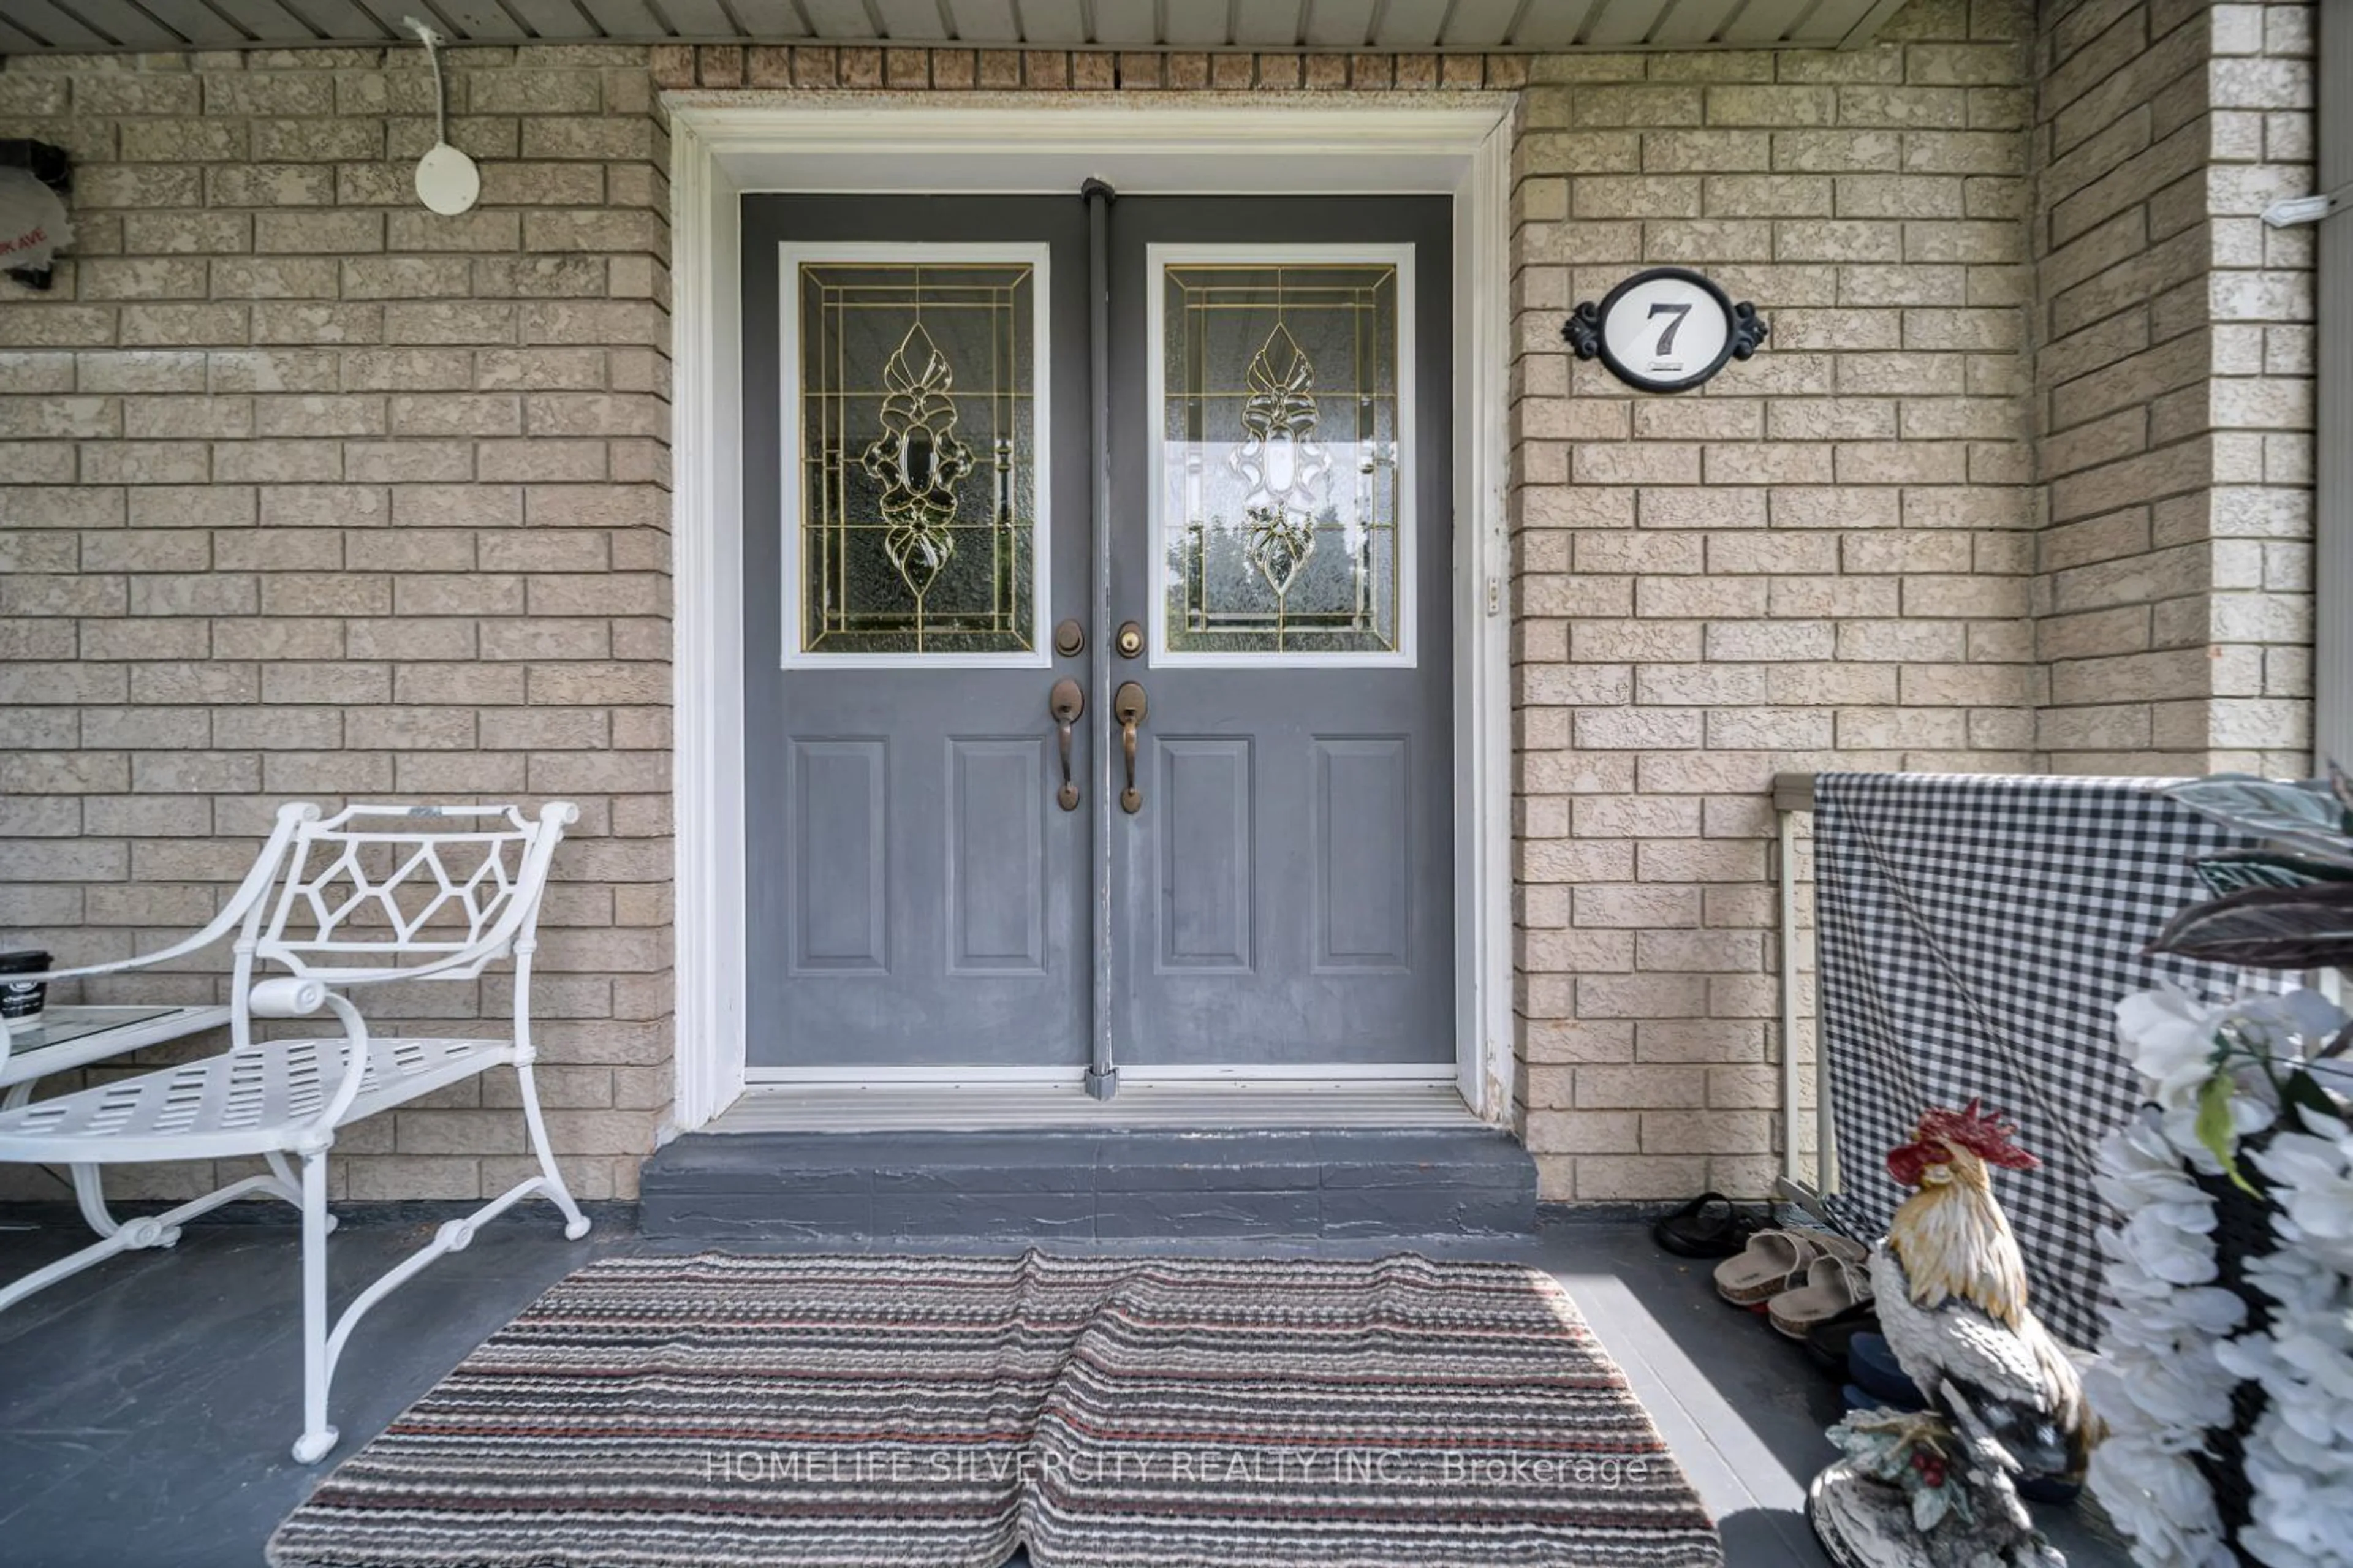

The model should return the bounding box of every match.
[1561,267,1768,395]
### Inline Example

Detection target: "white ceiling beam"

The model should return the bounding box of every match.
[1582,0,1659,46]
[47,0,188,47]
[1089,0,1154,45]
[727,0,813,38]
[1646,0,1738,45]
[1162,0,1224,44]
[1509,0,1594,45]
[1437,0,1516,46]
[799,0,876,36]
[661,0,740,36]
[1797,0,1877,47]
[570,0,665,34]
[419,0,528,39]
[1302,0,1374,47]
[282,0,401,41]
[1016,0,1083,42]
[0,0,1923,53]
[1370,0,1447,46]
[125,0,251,44]
[351,0,477,41]
[1232,0,1300,46]
[1720,0,1807,44]
[873,0,950,39]
[502,0,608,37]
[944,0,1016,40]
[4,0,121,46]
[206,0,323,39]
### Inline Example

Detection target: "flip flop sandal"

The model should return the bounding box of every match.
[1713,1229,1827,1305]
[1651,1192,1767,1259]
[1769,1254,1876,1339]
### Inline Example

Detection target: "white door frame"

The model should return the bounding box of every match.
[667,93,1517,1133]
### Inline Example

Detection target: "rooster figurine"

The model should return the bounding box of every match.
[1808,1101,2100,1568]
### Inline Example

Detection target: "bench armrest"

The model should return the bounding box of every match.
[5,802,316,989]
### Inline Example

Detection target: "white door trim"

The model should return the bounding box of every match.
[667,93,1517,1135]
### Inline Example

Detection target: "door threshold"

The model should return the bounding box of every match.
[707,1078,1481,1132]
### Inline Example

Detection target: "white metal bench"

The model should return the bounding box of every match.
[0,801,592,1463]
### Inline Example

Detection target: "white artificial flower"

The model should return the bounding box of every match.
[2118,988,2230,1110]
[2093,981,2353,1568]
[2088,1436,2234,1568]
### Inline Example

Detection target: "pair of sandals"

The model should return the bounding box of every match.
[1713,1226,1874,1339]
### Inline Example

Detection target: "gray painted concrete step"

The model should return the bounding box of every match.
[639,1129,1539,1241]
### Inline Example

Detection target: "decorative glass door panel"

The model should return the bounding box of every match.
[784,246,1048,664]
[1111,200,1454,1069]
[746,204,1089,1072]
[745,194,1451,1080]
[1150,248,1413,664]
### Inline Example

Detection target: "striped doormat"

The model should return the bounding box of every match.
[270,1252,1722,1568]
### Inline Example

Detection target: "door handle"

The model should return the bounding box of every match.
[1049,678,1084,811]
[1113,681,1146,814]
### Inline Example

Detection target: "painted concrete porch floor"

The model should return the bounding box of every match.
[0,1210,2131,1568]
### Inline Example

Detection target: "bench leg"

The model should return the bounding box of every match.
[70,1163,129,1241]
[263,1151,328,1229]
[292,1147,338,1466]
[516,1059,591,1242]
[0,1170,295,1314]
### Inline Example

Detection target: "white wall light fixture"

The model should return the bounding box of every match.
[405,16,480,218]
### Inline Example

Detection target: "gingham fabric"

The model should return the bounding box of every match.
[1812,772,2256,1351]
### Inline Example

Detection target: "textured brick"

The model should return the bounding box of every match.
[0,20,2319,1216]
[0,43,675,1208]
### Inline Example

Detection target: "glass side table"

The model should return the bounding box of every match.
[1,1004,237,1238]
[1,1004,233,1107]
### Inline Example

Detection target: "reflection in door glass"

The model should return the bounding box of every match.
[1159,260,1404,657]
[797,260,1038,656]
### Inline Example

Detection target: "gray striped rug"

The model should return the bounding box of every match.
[270,1252,1722,1568]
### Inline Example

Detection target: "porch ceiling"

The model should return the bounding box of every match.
[0,0,1913,58]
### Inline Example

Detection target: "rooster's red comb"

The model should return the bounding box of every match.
[1911,1099,2038,1170]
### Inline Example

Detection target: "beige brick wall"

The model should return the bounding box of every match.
[0,14,2320,1212]
[0,44,672,1202]
[649,23,2054,1207]
[1507,0,2042,1200]
[2031,0,2316,776]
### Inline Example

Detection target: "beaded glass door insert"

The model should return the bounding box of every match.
[1149,248,1414,664]
[785,247,1048,663]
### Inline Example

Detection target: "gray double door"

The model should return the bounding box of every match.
[743,192,1452,1079]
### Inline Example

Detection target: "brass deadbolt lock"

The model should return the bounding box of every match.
[1115,621,1144,659]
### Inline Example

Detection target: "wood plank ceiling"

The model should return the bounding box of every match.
[0,0,1911,57]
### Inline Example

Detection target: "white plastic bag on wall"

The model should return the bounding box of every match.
[0,166,71,273]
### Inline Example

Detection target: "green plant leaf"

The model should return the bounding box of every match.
[2146,882,2353,969]
[2281,1068,2342,1131]
[2195,1074,2262,1197]
[2189,851,2353,896]
[2167,777,2353,869]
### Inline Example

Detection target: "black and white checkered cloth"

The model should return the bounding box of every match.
[1813,772,2257,1351]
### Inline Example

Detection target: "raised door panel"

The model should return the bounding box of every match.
[947,737,1047,973]
[789,738,888,973]
[1313,737,1411,971]
[1154,738,1254,972]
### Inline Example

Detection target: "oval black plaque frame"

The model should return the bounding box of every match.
[1561,266,1768,395]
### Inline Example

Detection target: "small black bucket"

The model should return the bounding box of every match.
[0,950,50,1026]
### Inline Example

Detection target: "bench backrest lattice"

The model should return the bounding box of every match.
[247,803,572,985]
